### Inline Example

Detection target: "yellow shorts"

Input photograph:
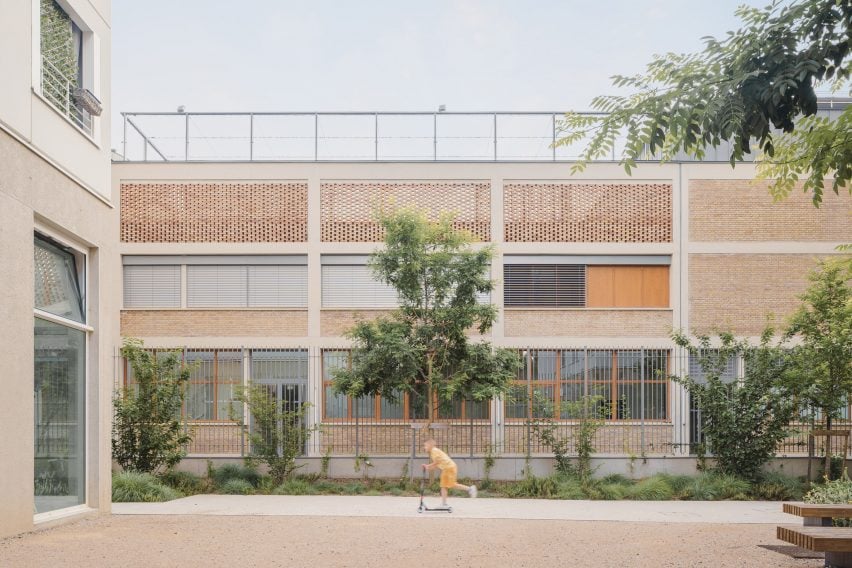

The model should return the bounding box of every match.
[439,466,458,488]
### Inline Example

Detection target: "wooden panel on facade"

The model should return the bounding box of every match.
[587,266,669,308]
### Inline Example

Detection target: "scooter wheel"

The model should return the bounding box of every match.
[417,505,424,513]
[447,507,453,513]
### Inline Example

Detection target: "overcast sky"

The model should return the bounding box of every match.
[111,0,765,151]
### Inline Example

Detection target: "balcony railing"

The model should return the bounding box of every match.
[41,57,93,136]
[118,110,658,163]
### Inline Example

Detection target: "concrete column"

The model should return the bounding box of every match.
[489,175,505,455]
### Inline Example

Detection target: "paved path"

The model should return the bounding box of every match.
[113,494,799,524]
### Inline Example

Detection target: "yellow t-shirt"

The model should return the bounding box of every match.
[430,447,456,470]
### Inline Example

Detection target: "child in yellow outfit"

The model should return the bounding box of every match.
[422,438,477,506]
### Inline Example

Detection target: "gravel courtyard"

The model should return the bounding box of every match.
[0,514,821,568]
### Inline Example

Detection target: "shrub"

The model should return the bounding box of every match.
[712,474,752,500]
[655,473,694,498]
[112,471,183,502]
[273,479,319,495]
[673,330,796,481]
[597,482,628,500]
[753,471,805,501]
[112,340,192,473]
[627,476,675,500]
[805,473,852,505]
[220,479,254,495]
[159,470,205,495]
[505,475,559,498]
[681,473,751,500]
[555,477,586,500]
[210,463,262,488]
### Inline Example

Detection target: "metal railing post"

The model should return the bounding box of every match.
[640,349,646,453]
[122,114,127,160]
[184,114,189,161]
[493,113,497,161]
[249,113,254,161]
[314,113,319,160]
[374,113,378,161]
[552,113,557,161]
[433,113,437,160]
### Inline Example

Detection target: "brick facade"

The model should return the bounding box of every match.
[689,179,851,241]
[321,309,395,336]
[688,254,824,335]
[320,181,491,242]
[504,182,672,242]
[121,309,308,337]
[503,309,673,337]
[121,182,308,242]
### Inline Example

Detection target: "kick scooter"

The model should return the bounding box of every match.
[417,467,452,513]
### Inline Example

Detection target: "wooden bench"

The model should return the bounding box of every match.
[779,502,852,567]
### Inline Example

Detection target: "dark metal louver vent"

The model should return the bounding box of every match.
[504,264,586,307]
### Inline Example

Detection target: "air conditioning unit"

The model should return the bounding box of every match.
[72,87,102,116]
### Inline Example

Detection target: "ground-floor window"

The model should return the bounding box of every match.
[507,349,670,421]
[34,233,87,514]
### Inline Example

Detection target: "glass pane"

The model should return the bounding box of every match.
[505,384,528,419]
[409,384,430,420]
[354,396,375,418]
[251,350,308,382]
[34,318,85,513]
[324,386,347,419]
[589,381,612,419]
[467,399,490,420]
[217,351,243,420]
[532,350,557,381]
[532,385,555,418]
[34,236,84,323]
[439,397,463,419]
[559,383,584,419]
[380,391,404,419]
[323,350,349,380]
[185,351,215,420]
[561,350,584,380]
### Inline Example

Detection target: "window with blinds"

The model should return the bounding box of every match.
[123,265,181,308]
[504,264,586,307]
[321,265,398,308]
[187,265,308,308]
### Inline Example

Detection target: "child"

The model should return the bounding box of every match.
[422,438,477,506]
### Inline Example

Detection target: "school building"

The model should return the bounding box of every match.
[112,107,850,477]
[0,0,118,538]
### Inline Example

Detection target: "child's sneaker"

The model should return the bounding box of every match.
[469,485,478,498]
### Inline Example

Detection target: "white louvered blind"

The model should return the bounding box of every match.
[248,265,308,307]
[123,265,181,308]
[187,265,308,308]
[504,264,586,307]
[322,265,398,308]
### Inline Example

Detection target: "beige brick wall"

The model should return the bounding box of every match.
[121,181,308,242]
[121,310,308,337]
[503,423,673,455]
[689,254,825,335]
[503,309,673,337]
[504,182,672,242]
[321,309,395,337]
[320,423,492,456]
[689,179,851,241]
[321,181,491,242]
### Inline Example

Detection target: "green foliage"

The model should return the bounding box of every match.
[532,395,606,480]
[626,476,675,500]
[40,0,78,87]
[112,471,183,503]
[504,474,559,498]
[655,473,695,498]
[112,340,192,474]
[784,259,852,432]
[805,472,852,504]
[753,471,806,501]
[556,0,851,205]
[483,443,496,484]
[597,482,628,500]
[273,479,320,495]
[555,477,587,500]
[332,209,521,421]
[235,385,314,485]
[209,463,262,488]
[220,478,254,495]
[320,447,332,478]
[673,330,796,480]
[158,470,206,495]
[680,472,752,501]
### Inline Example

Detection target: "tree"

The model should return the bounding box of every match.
[674,330,797,481]
[235,385,314,485]
[113,340,192,473]
[783,258,852,431]
[332,208,520,425]
[557,0,851,205]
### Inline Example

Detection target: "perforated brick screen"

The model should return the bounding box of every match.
[320,181,491,242]
[121,182,308,242]
[503,183,672,242]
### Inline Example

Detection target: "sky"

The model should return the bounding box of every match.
[110,0,767,153]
